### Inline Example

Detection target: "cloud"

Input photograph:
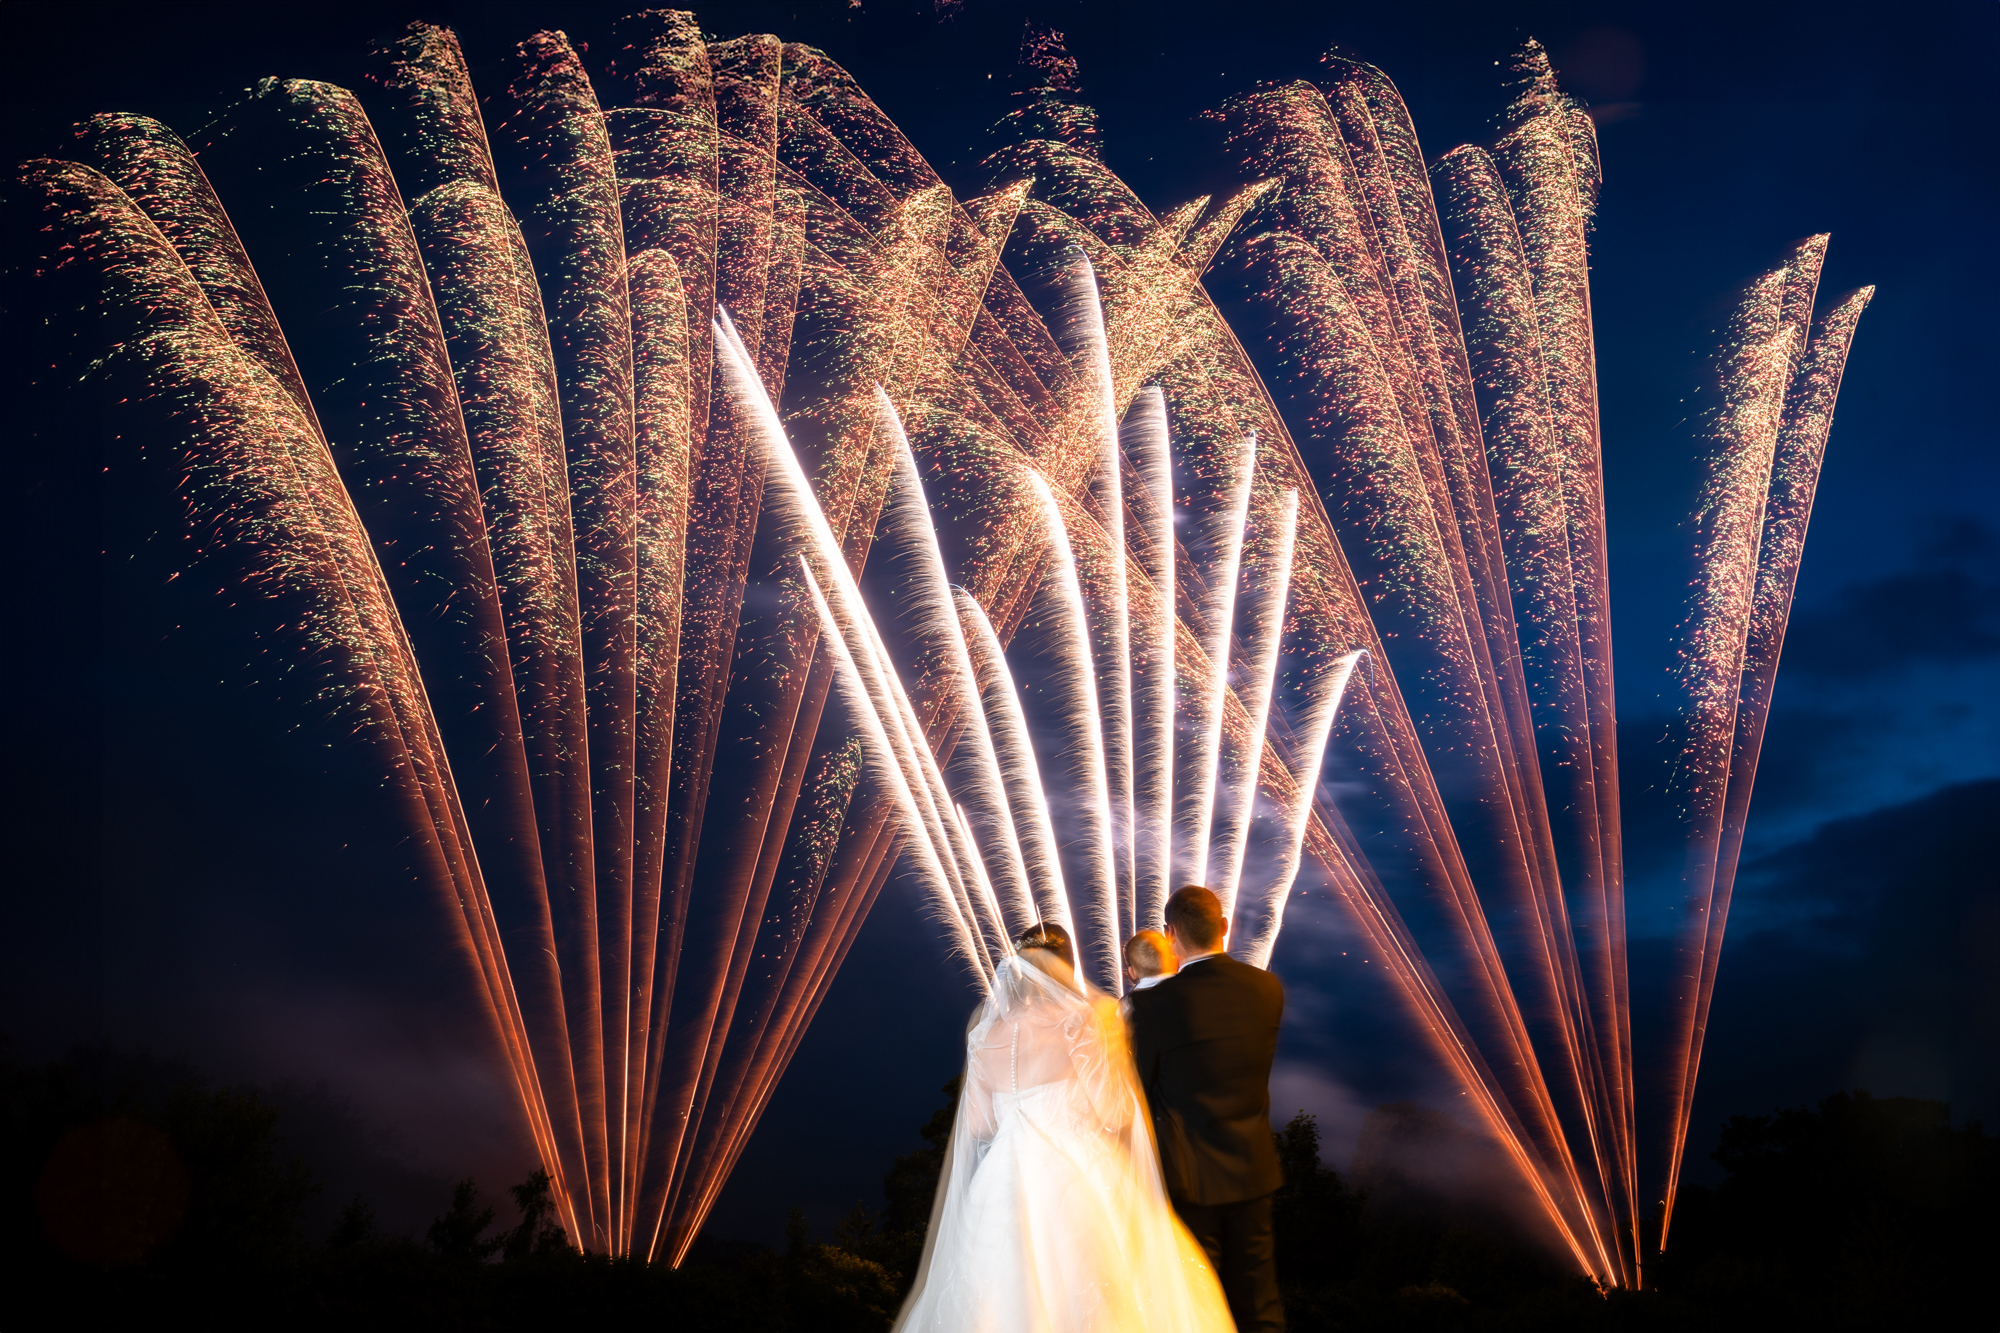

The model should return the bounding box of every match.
[1781,517,2000,680]
[1619,518,2000,917]
[1269,1061,1377,1172]
[1634,778,2000,1189]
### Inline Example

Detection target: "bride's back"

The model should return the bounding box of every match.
[961,954,1133,1143]
[894,937,1233,1332]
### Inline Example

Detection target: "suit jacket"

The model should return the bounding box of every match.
[1127,953,1285,1206]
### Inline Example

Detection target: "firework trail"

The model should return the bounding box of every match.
[1209,488,1300,919]
[13,152,579,1236]
[960,590,1079,937]
[19,13,1867,1278]
[1024,471,1124,990]
[1235,648,1365,970]
[877,399,1037,932]
[1183,433,1258,898]
[1124,386,1177,932]
[1222,54,1621,1277]
[1045,257,1139,946]
[1659,251,1872,1243]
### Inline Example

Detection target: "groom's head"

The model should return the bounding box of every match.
[1163,885,1227,960]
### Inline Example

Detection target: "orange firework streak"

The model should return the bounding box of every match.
[1207,82,1619,1275]
[1432,136,1640,1267]
[601,12,726,1257]
[364,26,599,1246]
[1659,249,1871,1246]
[15,158,575,1237]
[489,32,640,1250]
[624,32,805,1259]
[23,14,1870,1281]
[1483,50,1637,1276]
[626,247,695,1253]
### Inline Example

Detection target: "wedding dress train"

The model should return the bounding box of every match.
[894,956,1233,1333]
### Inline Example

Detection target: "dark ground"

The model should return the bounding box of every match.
[8,1043,1994,1331]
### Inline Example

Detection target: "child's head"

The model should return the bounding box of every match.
[1123,929,1176,983]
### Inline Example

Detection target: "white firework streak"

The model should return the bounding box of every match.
[956,804,1018,965]
[717,313,995,982]
[1064,253,1136,943]
[798,559,986,983]
[1123,385,1176,931]
[956,589,1077,938]
[875,388,1035,932]
[1241,649,1367,970]
[1026,470,1122,992]
[1181,432,1259,890]
[1209,488,1299,923]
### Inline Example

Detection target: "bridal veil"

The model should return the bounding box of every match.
[894,956,1231,1332]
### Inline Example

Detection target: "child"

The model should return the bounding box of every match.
[1124,928,1177,993]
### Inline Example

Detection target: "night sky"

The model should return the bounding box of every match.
[5,0,1995,1250]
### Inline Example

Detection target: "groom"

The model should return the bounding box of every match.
[1128,885,1286,1332]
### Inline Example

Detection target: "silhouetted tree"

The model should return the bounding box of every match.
[783,1205,902,1330]
[802,1072,961,1305]
[501,1169,569,1261]
[1271,1111,1365,1287]
[427,1177,503,1264]
[326,1194,376,1250]
[1656,1089,1997,1329]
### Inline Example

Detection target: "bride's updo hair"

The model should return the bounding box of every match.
[1014,922,1075,968]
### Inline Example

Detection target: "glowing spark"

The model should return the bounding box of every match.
[1209,488,1298,920]
[1123,386,1176,931]
[1025,470,1123,992]
[1239,648,1366,969]
[1183,433,1258,891]
[27,18,1869,1280]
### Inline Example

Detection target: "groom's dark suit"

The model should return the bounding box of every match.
[1128,952,1286,1332]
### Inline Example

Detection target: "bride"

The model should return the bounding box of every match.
[894,923,1233,1332]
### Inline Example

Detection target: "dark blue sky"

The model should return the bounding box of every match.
[5,0,1994,1248]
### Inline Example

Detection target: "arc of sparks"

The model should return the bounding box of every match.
[1239,648,1367,969]
[1123,385,1177,932]
[1025,470,1124,992]
[957,589,1079,938]
[1182,434,1259,892]
[1210,488,1300,922]
[28,18,1873,1284]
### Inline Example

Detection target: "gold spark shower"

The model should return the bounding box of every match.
[14,13,1867,1282]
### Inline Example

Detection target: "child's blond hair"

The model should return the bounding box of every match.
[1124,929,1175,979]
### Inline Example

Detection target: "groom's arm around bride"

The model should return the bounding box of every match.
[1127,885,1287,1333]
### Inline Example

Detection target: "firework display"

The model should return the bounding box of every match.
[1660,260,1874,1244]
[13,13,1867,1281]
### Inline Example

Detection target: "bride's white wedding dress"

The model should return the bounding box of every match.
[894,955,1232,1332]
